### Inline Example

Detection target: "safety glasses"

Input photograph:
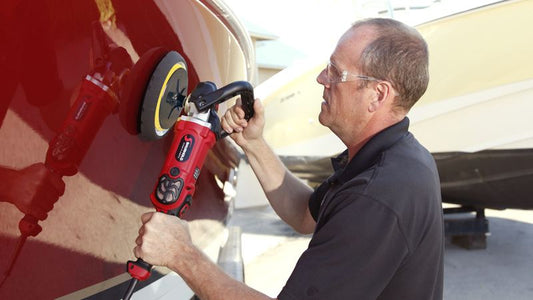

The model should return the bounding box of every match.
[324,61,380,84]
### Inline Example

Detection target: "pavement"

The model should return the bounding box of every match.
[229,205,533,299]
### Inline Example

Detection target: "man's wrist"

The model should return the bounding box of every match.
[241,137,268,158]
[167,240,194,272]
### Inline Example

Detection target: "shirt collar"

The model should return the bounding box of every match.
[330,117,410,183]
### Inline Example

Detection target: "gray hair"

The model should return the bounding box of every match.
[352,18,429,112]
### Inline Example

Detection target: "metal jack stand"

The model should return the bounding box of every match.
[444,206,489,249]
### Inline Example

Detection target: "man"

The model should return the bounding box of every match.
[133,18,444,299]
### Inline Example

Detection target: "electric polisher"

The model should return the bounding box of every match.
[119,49,254,299]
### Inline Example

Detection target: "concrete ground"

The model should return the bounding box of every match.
[229,206,533,299]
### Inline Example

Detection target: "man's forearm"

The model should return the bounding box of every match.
[170,244,274,300]
[241,138,315,234]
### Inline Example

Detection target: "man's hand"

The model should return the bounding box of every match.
[133,212,193,269]
[2,163,65,220]
[133,213,275,300]
[221,98,265,149]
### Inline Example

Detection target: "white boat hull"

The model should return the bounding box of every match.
[257,0,533,209]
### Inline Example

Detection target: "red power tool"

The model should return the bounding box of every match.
[122,80,254,299]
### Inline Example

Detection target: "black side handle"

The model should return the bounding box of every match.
[192,81,254,121]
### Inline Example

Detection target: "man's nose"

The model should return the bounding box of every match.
[317,68,329,86]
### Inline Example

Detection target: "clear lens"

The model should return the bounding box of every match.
[326,63,343,83]
[325,62,379,84]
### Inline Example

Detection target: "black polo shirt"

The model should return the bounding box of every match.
[278,118,444,300]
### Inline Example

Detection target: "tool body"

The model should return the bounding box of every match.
[123,80,254,299]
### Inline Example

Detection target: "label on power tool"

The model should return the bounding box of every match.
[176,134,195,162]
[155,174,183,204]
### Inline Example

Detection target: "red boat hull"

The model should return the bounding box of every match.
[0,0,251,298]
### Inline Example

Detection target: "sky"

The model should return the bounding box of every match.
[223,0,501,62]
[223,0,366,60]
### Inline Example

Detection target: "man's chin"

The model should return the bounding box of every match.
[318,112,327,127]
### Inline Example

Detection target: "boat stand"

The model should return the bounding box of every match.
[444,206,489,249]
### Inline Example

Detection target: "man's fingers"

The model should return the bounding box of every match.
[232,102,246,120]
[227,106,245,122]
[228,98,261,126]
[222,109,246,133]
[221,113,237,133]
[253,99,264,116]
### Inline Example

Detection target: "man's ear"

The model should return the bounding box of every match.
[369,82,393,112]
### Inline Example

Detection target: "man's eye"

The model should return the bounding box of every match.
[331,66,341,77]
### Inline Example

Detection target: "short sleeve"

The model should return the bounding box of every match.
[308,181,330,222]
[279,192,409,300]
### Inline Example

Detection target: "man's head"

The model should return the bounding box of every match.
[352,18,429,112]
[316,18,428,151]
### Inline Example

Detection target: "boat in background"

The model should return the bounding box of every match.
[0,0,253,299]
[255,0,533,210]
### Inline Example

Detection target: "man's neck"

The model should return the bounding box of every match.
[346,113,405,161]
